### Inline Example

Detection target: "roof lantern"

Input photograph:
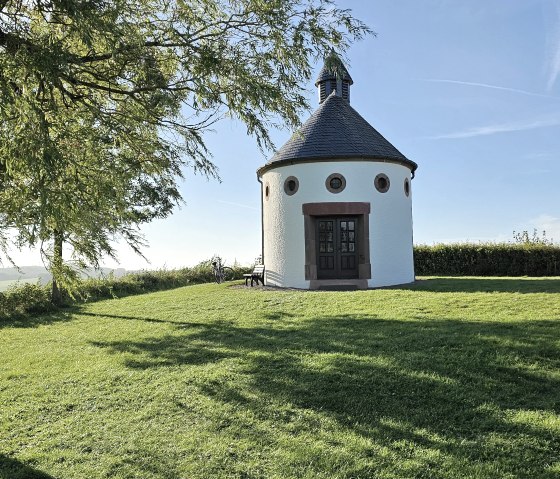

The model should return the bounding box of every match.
[314,49,353,104]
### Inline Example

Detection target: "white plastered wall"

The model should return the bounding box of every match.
[260,160,414,289]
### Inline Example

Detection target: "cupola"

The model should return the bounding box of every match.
[314,49,353,104]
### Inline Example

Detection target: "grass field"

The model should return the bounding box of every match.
[1,277,560,478]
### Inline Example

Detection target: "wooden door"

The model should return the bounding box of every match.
[316,217,359,279]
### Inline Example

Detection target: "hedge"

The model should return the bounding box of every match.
[0,260,251,322]
[0,283,55,320]
[414,243,560,276]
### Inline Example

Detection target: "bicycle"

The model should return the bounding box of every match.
[211,258,234,283]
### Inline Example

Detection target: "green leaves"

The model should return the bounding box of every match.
[0,0,372,296]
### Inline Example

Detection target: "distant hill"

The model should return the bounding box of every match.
[0,266,129,288]
[0,266,52,283]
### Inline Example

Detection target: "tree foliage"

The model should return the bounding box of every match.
[512,229,554,247]
[0,0,371,297]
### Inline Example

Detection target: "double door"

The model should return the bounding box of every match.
[316,217,358,279]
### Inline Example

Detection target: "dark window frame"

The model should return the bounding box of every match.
[374,173,390,193]
[284,176,299,196]
[325,173,346,194]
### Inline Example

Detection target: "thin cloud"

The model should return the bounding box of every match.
[420,78,560,100]
[545,2,560,91]
[425,116,560,140]
[524,151,558,161]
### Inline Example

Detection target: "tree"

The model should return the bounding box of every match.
[513,229,554,247]
[0,100,183,302]
[0,0,371,301]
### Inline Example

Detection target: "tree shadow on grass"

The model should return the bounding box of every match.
[77,310,200,328]
[0,310,74,330]
[404,277,560,293]
[0,454,54,479]
[91,326,236,369]
[91,314,560,477]
[0,308,200,331]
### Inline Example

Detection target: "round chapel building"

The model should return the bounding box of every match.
[257,53,418,289]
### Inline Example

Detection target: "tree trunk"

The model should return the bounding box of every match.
[51,230,63,306]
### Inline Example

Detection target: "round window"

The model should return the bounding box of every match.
[374,173,390,193]
[404,178,410,197]
[330,177,342,189]
[325,173,346,194]
[283,176,299,196]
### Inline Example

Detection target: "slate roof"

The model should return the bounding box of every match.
[258,93,417,174]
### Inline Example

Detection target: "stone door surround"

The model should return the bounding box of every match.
[302,202,371,289]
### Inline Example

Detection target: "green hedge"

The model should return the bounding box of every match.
[66,263,246,302]
[0,260,251,322]
[0,283,55,320]
[414,243,560,276]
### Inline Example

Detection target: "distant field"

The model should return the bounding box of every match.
[0,277,41,292]
[1,277,559,478]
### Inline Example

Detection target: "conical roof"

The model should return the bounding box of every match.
[258,93,417,175]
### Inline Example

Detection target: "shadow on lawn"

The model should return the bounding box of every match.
[92,314,560,477]
[0,454,54,479]
[405,276,560,293]
[0,309,199,330]
[0,310,74,329]
[91,331,235,368]
[77,310,200,328]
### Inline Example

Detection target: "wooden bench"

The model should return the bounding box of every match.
[243,265,265,287]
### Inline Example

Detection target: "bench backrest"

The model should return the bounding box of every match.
[253,264,265,276]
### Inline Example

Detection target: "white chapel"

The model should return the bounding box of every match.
[257,51,418,290]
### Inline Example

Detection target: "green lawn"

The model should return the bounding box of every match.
[1,277,560,479]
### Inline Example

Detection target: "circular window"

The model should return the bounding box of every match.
[374,173,390,193]
[325,173,346,194]
[404,178,410,197]
[330,177,342,189]
[264,183,270,200]
[283,176,299,196]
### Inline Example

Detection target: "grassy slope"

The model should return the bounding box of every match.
[1,277,560,479]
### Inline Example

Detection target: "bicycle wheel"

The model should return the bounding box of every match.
[221,267,235,282]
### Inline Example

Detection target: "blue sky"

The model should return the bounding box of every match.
[11,0,560,270]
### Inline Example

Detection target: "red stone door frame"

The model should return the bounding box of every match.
[302,202,371,286]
